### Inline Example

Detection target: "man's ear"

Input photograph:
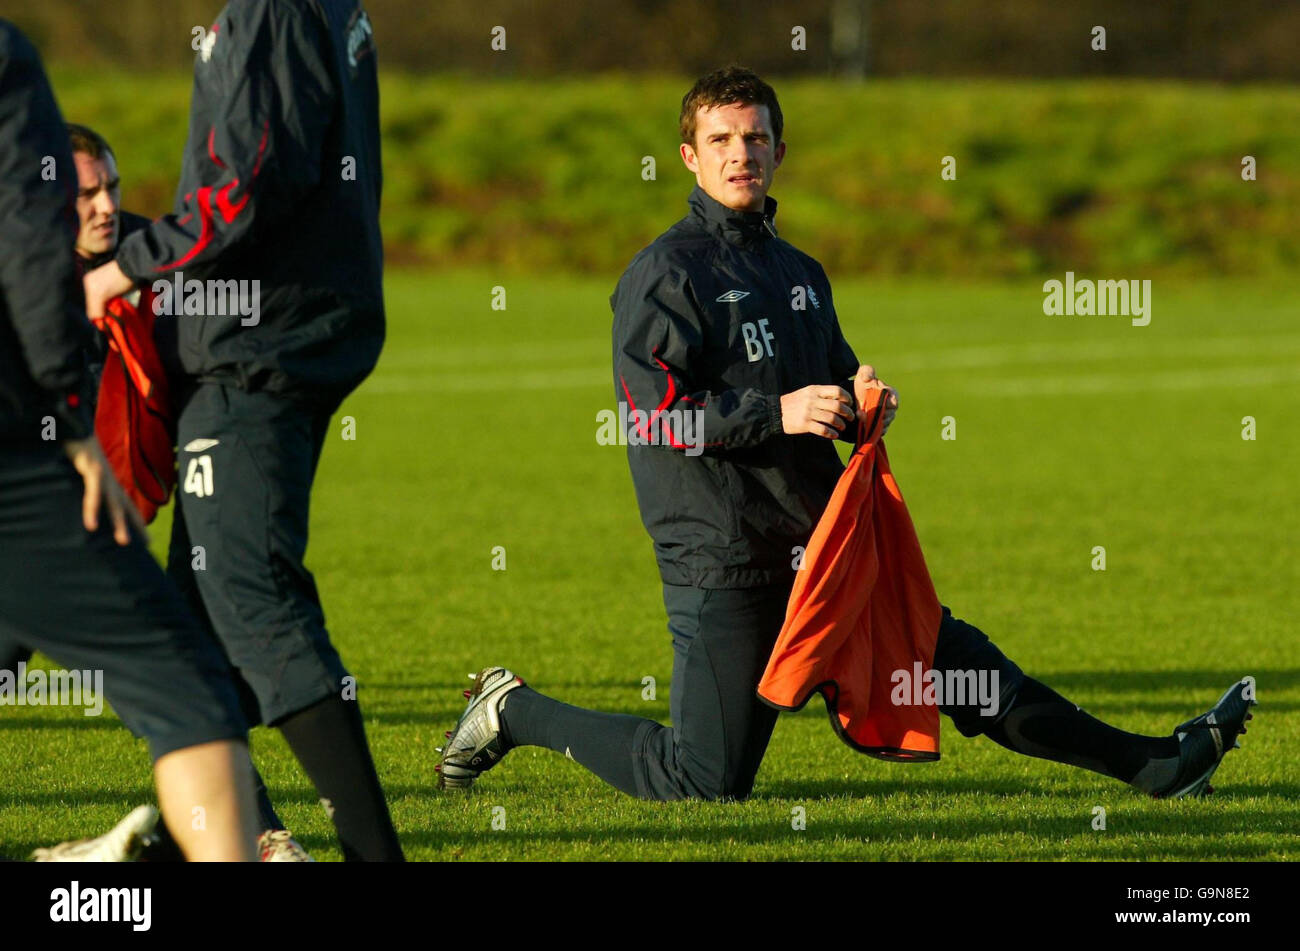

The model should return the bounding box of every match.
[773,140,786,170]
[680,141,699,174]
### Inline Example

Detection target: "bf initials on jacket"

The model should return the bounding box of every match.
[741,318,776,363]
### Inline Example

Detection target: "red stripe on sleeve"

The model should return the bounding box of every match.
[157,186,215,270]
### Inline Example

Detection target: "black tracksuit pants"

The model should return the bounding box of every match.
[504,579,1023,801]
[0,445,247,759]
[166,382,349,725]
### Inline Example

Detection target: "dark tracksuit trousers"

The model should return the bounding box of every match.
[0,446,247,760]
[0,643,31,677]
[504,578,1023,802]
[166,382,404,861]
[167,381,403,862]
[1,385,354,736]
[166,382,348,726]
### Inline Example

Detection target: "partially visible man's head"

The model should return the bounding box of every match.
[679,66,785,213]
[68,123,120,259]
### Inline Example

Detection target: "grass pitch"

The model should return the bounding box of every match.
[3,270,1296,860]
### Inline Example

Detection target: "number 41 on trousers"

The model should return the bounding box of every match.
[183,455,214,498]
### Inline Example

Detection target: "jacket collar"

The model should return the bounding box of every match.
[687,184,778,248]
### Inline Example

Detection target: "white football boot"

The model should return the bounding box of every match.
[436,667,525,790]
[31,804,159,862]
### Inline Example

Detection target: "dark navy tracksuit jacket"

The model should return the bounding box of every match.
[114,0,385,406]
[612,185,861,590]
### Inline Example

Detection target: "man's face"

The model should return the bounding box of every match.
[680,101,785,213]
[73,151,121,259]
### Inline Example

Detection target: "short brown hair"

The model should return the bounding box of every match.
[680,66,783,147]
[67,123,115,162]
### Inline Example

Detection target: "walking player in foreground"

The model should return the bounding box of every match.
[79,0,402,860]
[0,18,259,861]
[436,67,1255,803]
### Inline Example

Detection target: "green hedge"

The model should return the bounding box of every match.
[48,69,1300,276]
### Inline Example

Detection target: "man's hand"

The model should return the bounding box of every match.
[781,384,855,438]
[82,260,134,319]
[855,364,900,435]
[63,436,144,546]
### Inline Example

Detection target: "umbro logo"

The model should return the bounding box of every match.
[716,289,750,303]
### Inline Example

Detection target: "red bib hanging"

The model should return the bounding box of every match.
[758,379,942,760]
[92,287,176,524]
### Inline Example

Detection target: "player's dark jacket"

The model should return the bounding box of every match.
[0,21,96,445]
[612,185,860,589]
[114,0,383,406]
